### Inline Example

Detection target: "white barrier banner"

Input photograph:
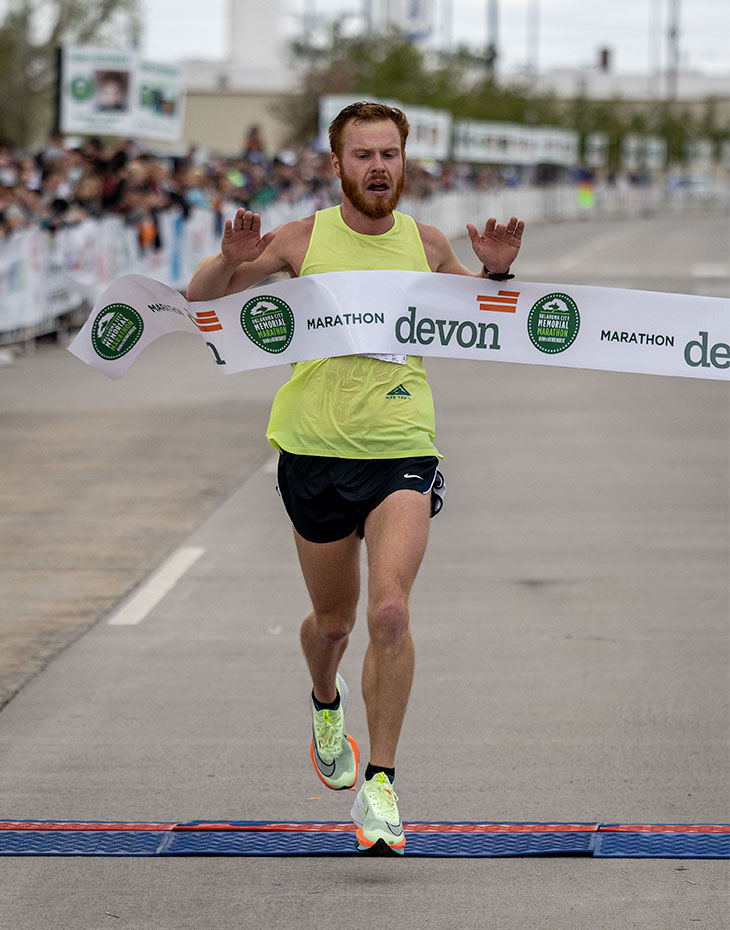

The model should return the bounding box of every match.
[1,191,679,337]
[0,229,50,332]
[68,271,730,381]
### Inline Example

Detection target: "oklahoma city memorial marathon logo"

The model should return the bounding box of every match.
[240,295,295,353]
[527,293,580,354]
[91,303,144,360]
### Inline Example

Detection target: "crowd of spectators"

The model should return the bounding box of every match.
[0,128,325,244]
[0,125,507,245]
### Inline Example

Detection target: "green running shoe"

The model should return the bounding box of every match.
[310,673,359,790]
[351,771,406,855]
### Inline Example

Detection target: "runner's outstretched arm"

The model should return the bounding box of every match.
[186,209,284,300]
[417,216,525,277]
[466,216,525,274]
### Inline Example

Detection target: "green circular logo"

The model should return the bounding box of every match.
[240,295,294,354]
[70,76,94,101]
[140,85,155,108]
[527,293,580,354]
[91,303,144,360]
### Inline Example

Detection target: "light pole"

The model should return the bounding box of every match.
[363,0,373,34]
[442,0,453,51]
[667,0,680,101]
[486,0,499,78]
[526,0,539,83]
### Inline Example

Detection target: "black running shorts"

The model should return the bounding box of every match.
[276,452,446,544]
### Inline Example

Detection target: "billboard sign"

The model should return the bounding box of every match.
[59,46,184,141]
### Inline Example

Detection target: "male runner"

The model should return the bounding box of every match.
[187,101,524,855]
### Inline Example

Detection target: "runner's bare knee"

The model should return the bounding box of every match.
[367,597,410,652]
[312,604,357,644]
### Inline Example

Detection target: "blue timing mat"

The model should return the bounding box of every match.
[164,822,600,857]
[1,820,728,858]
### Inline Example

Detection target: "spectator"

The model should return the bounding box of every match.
[242,125,266,164]
[0,132,487,242]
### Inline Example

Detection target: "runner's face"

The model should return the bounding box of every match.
[333,120,406,219]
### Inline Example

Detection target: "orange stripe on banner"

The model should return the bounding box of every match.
[194,312,222,331]
[477,290,520,313]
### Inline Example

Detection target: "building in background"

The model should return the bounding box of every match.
[176,1,728,162]
[181,0,296,155]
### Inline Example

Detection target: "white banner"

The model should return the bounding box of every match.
[318,95,452,161]
[452,120,579,167]
[0,228,50,332]
[0,208,225,335]
[68,271,730,382]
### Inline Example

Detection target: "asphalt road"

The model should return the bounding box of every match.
[1,211,728,929]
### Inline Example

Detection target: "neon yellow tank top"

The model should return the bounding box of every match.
[266,205,440,459]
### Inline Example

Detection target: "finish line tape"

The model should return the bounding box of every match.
[68,270,730,381]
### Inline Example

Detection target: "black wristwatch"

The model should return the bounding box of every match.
[483,266,515,281]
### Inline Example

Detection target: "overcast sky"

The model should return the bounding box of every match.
[141,0,730,76]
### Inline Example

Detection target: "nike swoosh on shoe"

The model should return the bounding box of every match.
[312,743,336,777]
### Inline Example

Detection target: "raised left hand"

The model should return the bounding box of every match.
[466,216,525,274]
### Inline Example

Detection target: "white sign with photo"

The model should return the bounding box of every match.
[59,46,185,142]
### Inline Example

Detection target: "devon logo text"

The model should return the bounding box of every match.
[395,306,500,351]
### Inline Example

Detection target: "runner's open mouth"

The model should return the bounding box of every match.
[368,181,390,192]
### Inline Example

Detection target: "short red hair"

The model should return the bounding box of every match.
[328,101,410,160]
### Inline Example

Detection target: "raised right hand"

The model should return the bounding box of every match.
[221,208,274,265]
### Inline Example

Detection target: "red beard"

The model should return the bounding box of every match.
[340,165,406,219]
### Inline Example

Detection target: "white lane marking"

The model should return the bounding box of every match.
[107,546,205,626]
